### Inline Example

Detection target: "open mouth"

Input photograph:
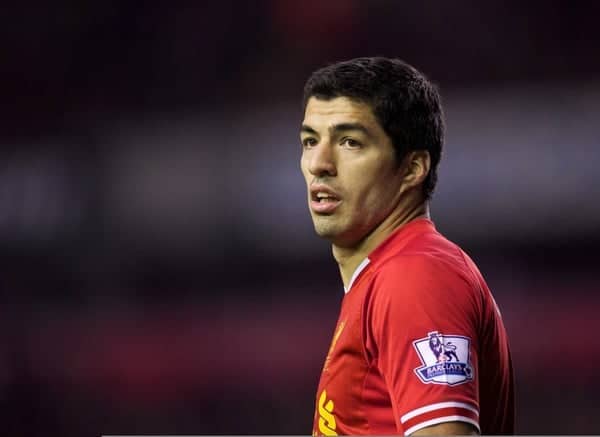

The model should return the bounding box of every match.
[312,192,340,203]
[310,190,342,214]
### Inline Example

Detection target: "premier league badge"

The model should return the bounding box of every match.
[413,331,474,386]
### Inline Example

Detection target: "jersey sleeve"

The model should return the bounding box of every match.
[364,255,482,435]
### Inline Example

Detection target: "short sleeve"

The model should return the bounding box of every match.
[365,255,482,435]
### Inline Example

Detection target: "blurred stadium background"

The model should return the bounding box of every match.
[2,1,600,435]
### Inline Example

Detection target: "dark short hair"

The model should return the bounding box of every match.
[302,57,444,200]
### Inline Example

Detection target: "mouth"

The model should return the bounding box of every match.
[311,191,340,202]
[310,186,342,214]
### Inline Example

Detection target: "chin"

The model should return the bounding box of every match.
[313,225,359,248]
[313,226,336,240]
[312,221,340,240]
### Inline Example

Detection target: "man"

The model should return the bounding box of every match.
[299,57,514,435]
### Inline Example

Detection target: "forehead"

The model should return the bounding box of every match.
[302,96,380,129]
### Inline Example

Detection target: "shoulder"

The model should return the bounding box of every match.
[362,252,484,359]
[372,222,475,281]
[374,247,474,292]
[366,249,482,319]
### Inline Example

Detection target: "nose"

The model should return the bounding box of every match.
[308,142,337,177]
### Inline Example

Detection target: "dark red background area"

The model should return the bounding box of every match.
[2,280,599,434]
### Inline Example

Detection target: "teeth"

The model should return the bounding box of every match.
[316,192,331,199]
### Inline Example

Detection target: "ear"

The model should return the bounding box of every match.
[400,150,430,192]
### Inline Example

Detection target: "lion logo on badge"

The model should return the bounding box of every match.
[413,331,474,385]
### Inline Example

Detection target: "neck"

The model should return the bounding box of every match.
[333,201,429,289]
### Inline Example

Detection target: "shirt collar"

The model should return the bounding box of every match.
[344,257,371,294]
[342,218,435,293]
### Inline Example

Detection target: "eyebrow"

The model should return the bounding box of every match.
[300,124,318,135]
[300,123,371,137]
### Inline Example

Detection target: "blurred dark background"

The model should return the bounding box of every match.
[1,1,600,435]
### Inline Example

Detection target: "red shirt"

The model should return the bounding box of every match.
[312,218,515,435]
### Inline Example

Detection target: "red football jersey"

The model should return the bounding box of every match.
[312,218,514,435]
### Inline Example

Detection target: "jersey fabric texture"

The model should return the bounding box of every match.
[312,218,515,435]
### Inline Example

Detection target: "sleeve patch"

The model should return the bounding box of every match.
[412,331,474,386]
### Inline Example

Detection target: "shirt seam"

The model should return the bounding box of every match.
[360,361,374,434]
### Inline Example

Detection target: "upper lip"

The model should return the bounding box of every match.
[310,184,341,201]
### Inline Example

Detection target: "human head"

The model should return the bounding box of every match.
[302,56,444,200]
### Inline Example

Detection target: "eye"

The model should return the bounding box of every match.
[302,137,318,148]
[341,138,362,148]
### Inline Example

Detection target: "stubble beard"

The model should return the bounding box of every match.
[312,207,385,249]
[312,213,360,248]
[312,215,339,240]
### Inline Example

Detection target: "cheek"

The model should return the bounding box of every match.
[356,170,397,205]
[351,181,383,208]
[300,159,310,181]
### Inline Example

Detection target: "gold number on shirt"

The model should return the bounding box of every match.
[318,390,338,436]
